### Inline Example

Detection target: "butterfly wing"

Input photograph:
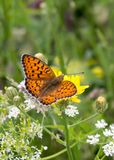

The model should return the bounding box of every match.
[39,80,77,105]
[22,54,55,80]
[25,78,48,97]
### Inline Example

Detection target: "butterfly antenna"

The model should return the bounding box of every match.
[67,72,84,76]
[75,71,84,75]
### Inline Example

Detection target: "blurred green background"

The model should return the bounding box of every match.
[0,0,114,159]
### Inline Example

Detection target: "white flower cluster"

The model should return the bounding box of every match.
[65,105,79,117]
[24,98,37,110]
[31,150,41,160]
[87,119,114,157]
[0,132,16,159]
[103,124,114,138]
[25,97,49,113]
[18,80,25,91]
[87,134,100,145]
[103,142,114,156]
[8,106,20,119]
[95,119,108,129]
[0,132,45,160]
[29,122,43,139]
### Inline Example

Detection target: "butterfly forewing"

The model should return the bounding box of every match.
[22,54,55,80]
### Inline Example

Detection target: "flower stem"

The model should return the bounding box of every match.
[100,155,106,160]
[69,113,99,128]
[42,141,77,160]
[44,127,65,146]
[94,146,105,160]
[63,114,73,160]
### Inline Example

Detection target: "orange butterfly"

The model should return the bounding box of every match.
[22,54,77,105]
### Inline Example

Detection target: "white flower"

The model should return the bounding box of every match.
[95,119,108,129]
[24,98,36,110]
[110,124,114,131]
[65,105,79,117]
[20,156,28,160]
[6,148,11,153]
[103,129,112,137]
[31,150,41,160]
[30,122,43,139]
[103,124,114,139]
[37,128,43,139]
[43,146,48,150]
[86,134,100,145]
[8,106,20,119]
[24,96,49,113]
[1,115,7,124]
[102,142,114,156]
[110,124,114,139]
[15,157,20,160]
[18,80,26,92]
[103,125,114,139]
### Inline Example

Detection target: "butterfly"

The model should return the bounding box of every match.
[22,54,77,105]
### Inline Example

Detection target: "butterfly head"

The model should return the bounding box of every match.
[57,74,64,81]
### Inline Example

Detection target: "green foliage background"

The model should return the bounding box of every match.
[0,0,114,159]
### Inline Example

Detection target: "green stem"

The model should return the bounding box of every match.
[100,155,106,160]
[41,113,45,126]
[69,113,98,128]
[63,114,73,160]
[41,141,77,160]
[44,127,65,146]
[94,145,105,160]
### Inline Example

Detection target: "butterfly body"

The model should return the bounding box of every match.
[22,54,77,105]
[38,74,64,95]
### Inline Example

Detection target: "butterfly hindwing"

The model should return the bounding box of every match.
[39,80,77,105]
[55,81,77,99]
[25,78,48,97]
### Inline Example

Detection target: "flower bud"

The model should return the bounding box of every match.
[96,96,107,113]
[13,95,21,106]
[5,86,18,100]
[35,53,48,64]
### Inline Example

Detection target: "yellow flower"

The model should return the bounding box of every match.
[92,66,104,78]
[51,67,89,103]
